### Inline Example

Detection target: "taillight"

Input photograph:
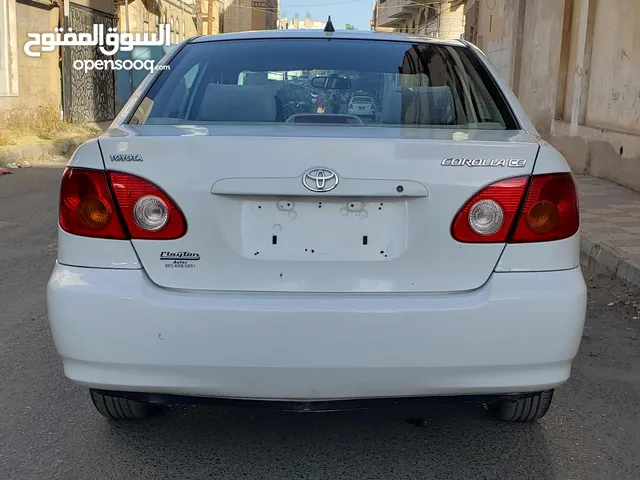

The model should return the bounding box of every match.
[452,176,528,243]
[59,168,127,239]
[451,173,579,244]
[108,171,187,240]
[59,167,187,240]
[510,173,579,243]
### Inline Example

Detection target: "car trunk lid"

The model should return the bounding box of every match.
[99,125,539,293]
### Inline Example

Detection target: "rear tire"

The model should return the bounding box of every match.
[489,390,554,422]
[90,389,153,420]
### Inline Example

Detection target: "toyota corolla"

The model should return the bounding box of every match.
[47,30,587,422]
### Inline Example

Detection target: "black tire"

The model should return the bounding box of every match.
[90,389,152,420]
[489,390,554,422]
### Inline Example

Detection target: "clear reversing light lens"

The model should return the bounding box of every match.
[468,199,504,236]
[133,195,169,231]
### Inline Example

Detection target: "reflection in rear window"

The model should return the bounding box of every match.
[129,39,517,129]
[351,97,373,104]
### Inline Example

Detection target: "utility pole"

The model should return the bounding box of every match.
[375,0,378,32]
[195,0,203,34]
[181,0,185,40]
[124,0,132,98]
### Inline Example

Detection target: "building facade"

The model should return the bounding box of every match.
[117,0,205,39]
[279,14,323,30]
[374,0,465,38]
[221,0,277,33]
[465,0,640,192]
[0,0,59,118]
[0,0,117,121]
[0,0,279,125]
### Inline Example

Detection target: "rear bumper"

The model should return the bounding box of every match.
[47,264,587,401]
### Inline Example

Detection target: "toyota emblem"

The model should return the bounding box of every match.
[302,168,339,193]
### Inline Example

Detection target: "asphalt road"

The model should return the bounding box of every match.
[1,166,639,480]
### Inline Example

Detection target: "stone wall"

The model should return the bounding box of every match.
[469,0,640,192]
[223,0,252,33]
[117,0,202,39]
[0,3,61,117]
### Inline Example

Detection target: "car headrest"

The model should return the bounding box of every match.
[381,86,455,125]
[420,86,455,125]
[196,84,278,122]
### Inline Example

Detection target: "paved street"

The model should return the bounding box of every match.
[1,166,639,480]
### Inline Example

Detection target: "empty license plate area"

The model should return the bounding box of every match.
[241,198,407,261]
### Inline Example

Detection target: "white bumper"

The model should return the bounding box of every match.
[47,263,587,401]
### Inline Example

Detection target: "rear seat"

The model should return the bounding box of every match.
[196,84,279,122]
[381,86,455,125]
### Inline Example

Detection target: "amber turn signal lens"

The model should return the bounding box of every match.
[526,200,559,234]
[78,197,111,229]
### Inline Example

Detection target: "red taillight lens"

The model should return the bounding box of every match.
[59,168,127,239]
[510,173,579,243]
[451,176,528,243]
[108,171,187,240]
[59,168,187,240]
[451,173,579,244]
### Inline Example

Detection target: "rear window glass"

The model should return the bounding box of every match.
[129,38,518,129]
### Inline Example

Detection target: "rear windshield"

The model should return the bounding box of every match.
[351,96,373,104]
[129,38,518,129]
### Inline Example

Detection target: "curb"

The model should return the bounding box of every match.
[580,231,640,287]
[0,136,91,167]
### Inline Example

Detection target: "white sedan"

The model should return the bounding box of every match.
[348,95,376,120]
[47,29,586,422]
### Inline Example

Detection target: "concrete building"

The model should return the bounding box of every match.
[0,0,279,125]
[220,0,277,32]
[370,0,396,32]
[0,0,59,117]
[117,0,205,39]
[0,0,117,123]
[374,0,465,38]
[279,14,323,30]
[465,0,640,192]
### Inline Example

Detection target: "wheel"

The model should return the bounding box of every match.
[488,390,554,422]
[90,389,153,420]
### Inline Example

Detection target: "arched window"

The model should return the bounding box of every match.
[170,16,175,43]
[412,20,416,33]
